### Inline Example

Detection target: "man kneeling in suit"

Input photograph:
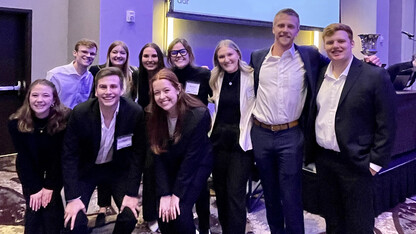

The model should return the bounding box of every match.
[312,23,396,234]
[62,67,146,233]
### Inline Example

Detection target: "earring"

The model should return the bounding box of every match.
[51,103,55,107]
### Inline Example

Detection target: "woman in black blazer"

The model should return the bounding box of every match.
[147,68,213,234]
[167,38,212,234]
[8,79,70,233]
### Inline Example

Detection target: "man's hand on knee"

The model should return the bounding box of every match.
[120,195,139,218]
[64,198,86,230]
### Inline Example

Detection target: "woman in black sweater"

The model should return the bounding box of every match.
[131,42,166,231]
[8,79,70,233]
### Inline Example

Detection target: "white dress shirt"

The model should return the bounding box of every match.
[253,44,306,125]
[95,102,120,164]
[315,57,381,171]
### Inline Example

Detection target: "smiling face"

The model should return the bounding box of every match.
[142,47,159,71]
[217,46,240,73]
[272,13,299,51]
[170,42,190,69]
[73,45,97,69]
[324,30,354,65]
[109,45,127,67]
[152,79,179,117]
[29,84,54,119]
[95,75,123,110]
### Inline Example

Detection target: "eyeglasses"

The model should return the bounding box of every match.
[170,49,188,57]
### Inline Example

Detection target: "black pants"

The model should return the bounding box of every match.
[316,147,375,234]
[158,166,211,234]
[64,163,138,234]
[23,188,64,234]
[212,145,252,234]
[142,150,158,221]
[97,182,112,208]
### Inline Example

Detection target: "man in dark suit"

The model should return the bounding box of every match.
[387,54,416,89]
[249,8,329,234]
[62,67,146,233]
[313,23,396,234]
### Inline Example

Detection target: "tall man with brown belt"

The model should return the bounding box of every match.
[249,8,329,234]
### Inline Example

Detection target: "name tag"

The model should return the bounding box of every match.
[185,81,200,95]
[116,134,133,150]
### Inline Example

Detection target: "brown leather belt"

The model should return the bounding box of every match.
[253,118,299,132]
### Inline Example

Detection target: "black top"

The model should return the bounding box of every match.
[210,70,241,150]
[154,107,213,199]
[215,70,241,125]
[131,69,151,109]
[8,117,66,195]
[172,64,212,105]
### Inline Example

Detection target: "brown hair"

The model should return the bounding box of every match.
[274,8,300,26]
[167,38,195,67]
[9,79,70,135]
[322,23,354,41]
[105,41,132,94]
[74,38,98,51]
[95,67,125,90]
[147,68,205,154]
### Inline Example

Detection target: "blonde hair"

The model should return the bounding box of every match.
[209,39,253,102]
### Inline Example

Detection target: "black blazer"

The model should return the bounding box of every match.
[250,45,329,164]
[314,57,397,170]
[62,97,146,200]
[386,61,413,83]
[154,107,213,200]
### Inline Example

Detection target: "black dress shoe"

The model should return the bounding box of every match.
[95,213,106,227]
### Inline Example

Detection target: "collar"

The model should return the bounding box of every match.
[266,44,296,59]
[325,56,354,80]
[99,101,120,122]
[71,61,90,77]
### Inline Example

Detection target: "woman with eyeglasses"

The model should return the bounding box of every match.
[130,43,166,232]
[209,40,255,234]
[167,38,212,234]
[8,79,71,233]
[148,68,213,234]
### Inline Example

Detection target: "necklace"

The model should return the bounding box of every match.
[39,126,47,134]
[228,73,238,86]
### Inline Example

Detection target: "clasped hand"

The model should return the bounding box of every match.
[29,188,54,211]
[159,194,181,222]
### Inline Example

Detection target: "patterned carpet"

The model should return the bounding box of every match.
[1,155,415,234]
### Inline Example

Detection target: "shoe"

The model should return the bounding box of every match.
[147,220,159,232]
[95,213,106,227]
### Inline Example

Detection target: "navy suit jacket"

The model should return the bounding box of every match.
[313,57,397,171]
[250,45,329,164]
[62,97,146,200]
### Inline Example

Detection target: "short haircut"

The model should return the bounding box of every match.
[167,38,195,67]
[322,23,354,41]
[95,67,124,89]
[74,38,98,51]
[274,8,300,26]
